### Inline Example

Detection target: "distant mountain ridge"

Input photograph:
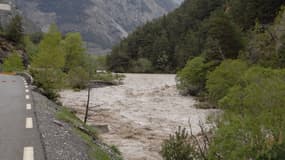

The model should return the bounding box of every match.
[15,0,182,53]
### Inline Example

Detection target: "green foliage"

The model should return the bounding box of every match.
[29,32,43,44]
[228,0,284,30]
[68,66,89,89]
[107,0,284,72]
[208,109,285,160]
[62,32,86,72]
[161,127,197,160]
[5,15,24,43]
[2,52,24,72]
[32,24,65,69]
[154,0,285,159]
[206,60,248,105]
[130,58,153,73]
[30,24,66,98]
[176,57,207,96]
[23,36,38,60]
[93,55,107,70]
[205,11,244,60]
[219,67,285,110]
[31,68,66,99]
[241,22,278,67]
[107,0,225,73]
[207,67,285,159]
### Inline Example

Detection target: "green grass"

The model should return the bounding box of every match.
[56,107,82,126]
[75,128,111,160]
[56,107,117,160]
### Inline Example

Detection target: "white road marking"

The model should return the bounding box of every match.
[25,89,29,93]
[23,146,34,160]
[25,86,28,88]
[26,104,32,110]
[25,117,33,129]
[25,95,30,100]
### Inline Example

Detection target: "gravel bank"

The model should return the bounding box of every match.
[32,90,90,160]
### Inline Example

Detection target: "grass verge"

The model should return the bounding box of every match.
[56,107,122,160]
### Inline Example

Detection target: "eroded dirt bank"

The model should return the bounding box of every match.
[59,74,216,160]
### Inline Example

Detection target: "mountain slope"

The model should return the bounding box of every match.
[15,0,181,53]
[106,0,284,73]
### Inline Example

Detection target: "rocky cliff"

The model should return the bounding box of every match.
[15,0,182,53]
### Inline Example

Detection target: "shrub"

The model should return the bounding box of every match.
[2,52,24,72]
[206,59,248,105]
[68,66,89,89]
[31,68,66,100]
[219,67,285,111]
[176,57,207,96]
[161,127,197,160]
[208,67,285,160]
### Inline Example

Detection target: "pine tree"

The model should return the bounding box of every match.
[6,15,23,43]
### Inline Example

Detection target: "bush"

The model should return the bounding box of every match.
[176,57,207,96]
[68,66,89,89]
[219,67,285,111]
[208,67,285,160]
[2,52,24,72]
[206,60,248,105]
[31,68,66,99]
[208,106,285,160]
[161,127,197,160]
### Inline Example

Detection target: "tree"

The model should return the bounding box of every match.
[176,57,207,96]
[30,24,66,98]
[68,66,89,89]
[206,11,244,60]
[31,24,65,69]
[206,60,248,105]
[152,31,171,72]
[62,32,86,72]
[228,0,284,30]
[5,15,24,43]
[2,52,24,72]
[23,36,38,61]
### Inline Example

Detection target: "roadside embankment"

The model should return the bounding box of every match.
[32,89,122,160]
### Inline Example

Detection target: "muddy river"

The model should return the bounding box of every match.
[59,74,215,160]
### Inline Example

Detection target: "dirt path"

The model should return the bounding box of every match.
[59,74,215,160]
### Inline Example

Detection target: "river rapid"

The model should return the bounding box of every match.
[59,74,216,160]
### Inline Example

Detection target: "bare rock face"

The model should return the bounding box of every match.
[15,0,181,53]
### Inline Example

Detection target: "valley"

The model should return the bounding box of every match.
[15,0,181,53]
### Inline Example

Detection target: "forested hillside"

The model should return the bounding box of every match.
[107,0,284,73]
[108,0,285,159]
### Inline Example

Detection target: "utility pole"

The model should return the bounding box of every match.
[84,55,92,125]
[84,86,91,125]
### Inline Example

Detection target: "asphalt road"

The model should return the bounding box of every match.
[0,74,44,160]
